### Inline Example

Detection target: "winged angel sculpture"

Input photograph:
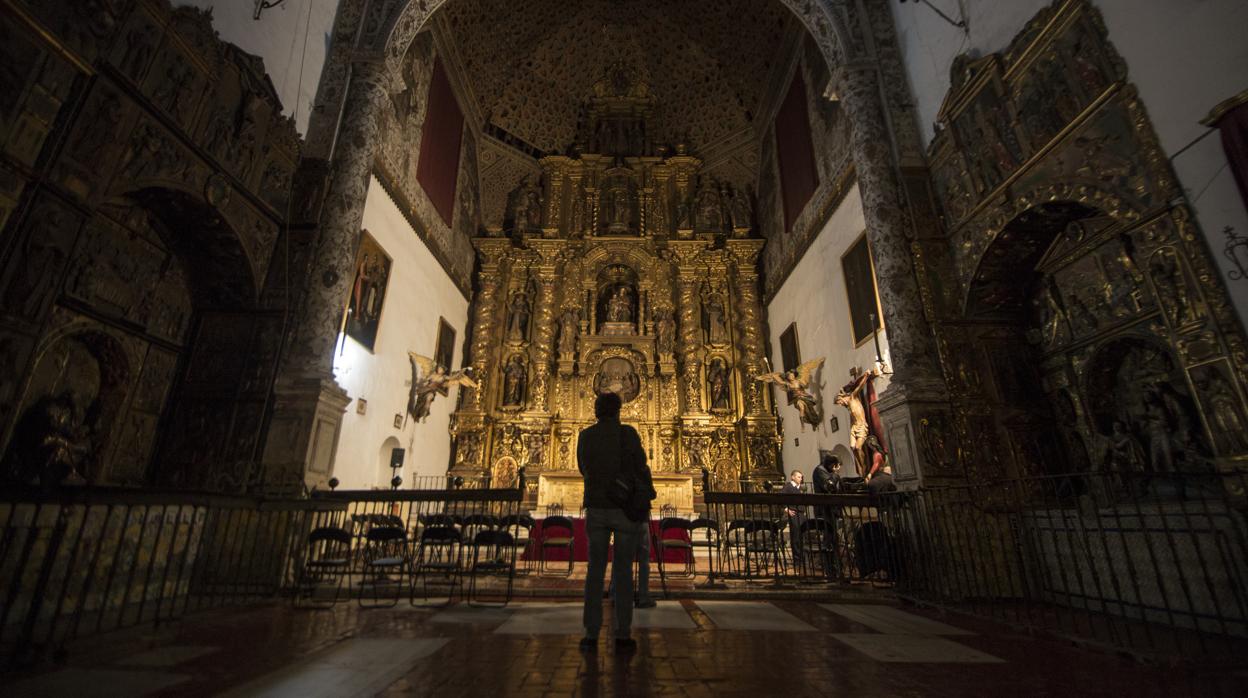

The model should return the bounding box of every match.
[406,353,478,425]
[755,357,825,430]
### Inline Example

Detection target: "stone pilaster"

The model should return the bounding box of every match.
[834,61,948,483]
[263,61,391,484]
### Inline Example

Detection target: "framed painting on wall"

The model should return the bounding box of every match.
[842,233,882,346]
[779,322,801,373]
[344,230,391,352]
[435,317,456,371]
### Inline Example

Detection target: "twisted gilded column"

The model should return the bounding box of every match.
[528,241,562,413]
[465,240,510,411]
[834,62,942,389]
[728,240,768,416]
[670,242,704,414]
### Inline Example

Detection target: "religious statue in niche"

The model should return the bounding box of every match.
[594,356,641,403]
[405,353,478,425]
[730,187,752,235]
[695,185,722,232]
[508,177,543,233]
[1190,365,1248,455]
[345,232,391,352]
[702,292,728,345]
[502,355,528,408]
[603,182,631,233]
[506,285,533,341]
[836,366,886,477]
[605,285,635,324]
[557,307,581,357]
[755,357,825,432]
[1149,249,1197,327]
[655,309,676,354]
[3,392,92,487]
[524,433,546,468]
[707,357,732,412]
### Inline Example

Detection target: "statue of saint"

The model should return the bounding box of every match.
[406,354,478,424]
[834,365,881,475]
[503,355,527,407]
[703,296,727,345]
[655,310,676,354]
[611,188,628,227]
[558,308,580,357]
[507,290,531,340]
[606,286,633,323]
[731,188,752,232]
[1205,372,1248,453]
[708,358,731,411]
[697,188,721,231]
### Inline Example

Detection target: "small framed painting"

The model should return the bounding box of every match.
[344,230,392,351]
[435,317,456,371]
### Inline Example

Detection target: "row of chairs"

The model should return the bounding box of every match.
[293,521,522,609]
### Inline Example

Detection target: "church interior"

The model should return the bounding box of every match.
[1,0,1247,693]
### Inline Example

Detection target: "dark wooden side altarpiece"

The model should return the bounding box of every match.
[0,0,302,491]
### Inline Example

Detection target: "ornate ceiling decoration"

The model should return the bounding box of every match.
[435,0,796,230]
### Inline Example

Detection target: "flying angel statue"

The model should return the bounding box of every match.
[755,357,826,430]
[406,353,478,425]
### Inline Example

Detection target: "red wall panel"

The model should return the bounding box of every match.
[775,71,820,233]
[416,58,464,227]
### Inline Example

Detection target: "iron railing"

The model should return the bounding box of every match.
[0,486,345,667]
[886,470,1248,660]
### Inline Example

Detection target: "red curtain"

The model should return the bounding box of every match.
[416,57,464,227]
[775,71,820,233]
[1213,98,1248,215]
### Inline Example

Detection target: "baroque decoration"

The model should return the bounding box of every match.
[0,0,300,492]
[921,0,1248,487]
[449,67,781,495]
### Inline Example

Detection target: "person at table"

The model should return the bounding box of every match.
[577,391,655,653]
[782,470,806,568]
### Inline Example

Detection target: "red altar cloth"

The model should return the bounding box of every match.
[524,518,690,563]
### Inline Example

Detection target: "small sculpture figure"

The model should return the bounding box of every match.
[835,366,883,476]
[755,357,826,432]
[502,355,528,407]
[406,354,478,424]
[703,295,727,345]
[558,308,581,356]
[655,310,676,354]
[507,289,531,340]
[605,285,633,323]
[708,358,731,411]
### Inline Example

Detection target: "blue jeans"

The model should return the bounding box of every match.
[637,523,652,603]
[583,507,641,639]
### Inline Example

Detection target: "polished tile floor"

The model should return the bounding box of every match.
[4,598,1240,697]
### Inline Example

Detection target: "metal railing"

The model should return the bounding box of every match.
[0,485,345,667]
[699,472,897,587]
[886,470,1248,660]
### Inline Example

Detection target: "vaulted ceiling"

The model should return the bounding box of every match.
[431,0,802,230]
[437,0,796,154]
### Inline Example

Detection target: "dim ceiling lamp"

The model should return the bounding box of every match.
[898,0,967,30]
[253,0,288,21]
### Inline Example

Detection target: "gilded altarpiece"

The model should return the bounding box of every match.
[921,0,1248,487]
[449,73,781,503]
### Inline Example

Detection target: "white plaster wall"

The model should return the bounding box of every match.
[174,0,339,134]
[331,176,470,489]
[766,183,892,484]
[889,0,1248,326]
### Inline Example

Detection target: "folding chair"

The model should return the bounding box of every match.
[799,518,837,581]
[538,515,576,575]
[502,513,535,573]
[358,525,409,608]
[294,526,352,609]
[656,517,695,577]
[688,517,721,583]
[410,526,464,607]
[467,529,517,607]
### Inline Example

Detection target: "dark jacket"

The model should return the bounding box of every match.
[577,417,655,510]
[812,464,837,494]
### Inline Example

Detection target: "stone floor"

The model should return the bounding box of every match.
[3,597,1242,697]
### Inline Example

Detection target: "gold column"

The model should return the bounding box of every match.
[728,240,769,416]
[466,239,510,411]
[671,242,705,414]
[528,240,562,413]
